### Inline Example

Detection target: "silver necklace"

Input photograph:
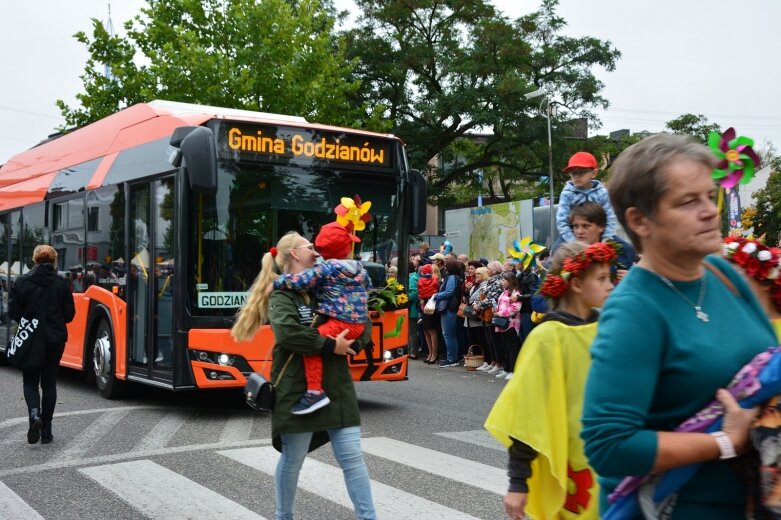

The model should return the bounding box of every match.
[652,270,709,322]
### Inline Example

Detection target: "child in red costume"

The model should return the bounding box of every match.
[274,222,372,414]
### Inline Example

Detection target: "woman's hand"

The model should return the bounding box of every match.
[465,281,474,290]
[718,388,759,455]
[504,491,528,520]
[332,329,357,356]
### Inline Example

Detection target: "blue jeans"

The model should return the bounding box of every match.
[440,309,459,363]
[275,426,376,520]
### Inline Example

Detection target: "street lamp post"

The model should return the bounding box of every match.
[525,89,557,247]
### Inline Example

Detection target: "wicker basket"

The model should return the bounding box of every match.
[464,345,485,371]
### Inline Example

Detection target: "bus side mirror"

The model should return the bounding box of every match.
[409,169,427,235]
[170,126,218,196]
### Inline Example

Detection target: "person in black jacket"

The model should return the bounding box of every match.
[9,245,76,444]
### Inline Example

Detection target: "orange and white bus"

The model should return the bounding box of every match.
[0,101,426,398]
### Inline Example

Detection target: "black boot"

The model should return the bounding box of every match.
[41,421,53,444]
[27,408,42,444]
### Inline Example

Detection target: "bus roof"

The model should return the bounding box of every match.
[0,101,400,211]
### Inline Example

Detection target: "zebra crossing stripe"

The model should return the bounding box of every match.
[218,414,254,443]
[51,409,131,463]
[79,459,267,520]
[133,412,190,451]
[361,437,506,495]
[434,429,505,452]
[0,480,45,519]
[219,446,482,520]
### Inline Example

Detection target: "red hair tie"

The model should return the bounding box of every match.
[269,247,278,257]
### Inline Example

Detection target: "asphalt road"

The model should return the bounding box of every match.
[0,359,511,520]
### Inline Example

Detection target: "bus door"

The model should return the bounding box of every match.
[127,178,176,384]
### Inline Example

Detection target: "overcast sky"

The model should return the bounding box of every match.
[2,0,780,164]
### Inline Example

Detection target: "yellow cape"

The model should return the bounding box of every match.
[484,321,599,520]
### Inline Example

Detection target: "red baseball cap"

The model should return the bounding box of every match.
[315,222,360,260]
[563,151,598,173]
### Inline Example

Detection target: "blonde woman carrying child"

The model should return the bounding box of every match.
[272,222,371,415]
[485,241,616,520]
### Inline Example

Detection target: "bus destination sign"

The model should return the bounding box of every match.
[217,123,393,168]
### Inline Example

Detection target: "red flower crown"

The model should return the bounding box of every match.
[723,237,781,311]
[538,242,619,299]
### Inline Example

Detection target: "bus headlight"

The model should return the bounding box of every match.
[383,351,392,361]
[217,353,234,366]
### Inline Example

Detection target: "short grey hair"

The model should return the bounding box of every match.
[608,134,716,252]
[487,260,502,274]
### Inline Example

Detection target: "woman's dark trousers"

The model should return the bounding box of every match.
[501,329,522,373]
[23,342,66,423]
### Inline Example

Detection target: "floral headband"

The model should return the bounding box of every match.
[723,237,781,311]
[538,242,619,299]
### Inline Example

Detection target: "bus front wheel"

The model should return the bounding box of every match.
[92,318,123,399]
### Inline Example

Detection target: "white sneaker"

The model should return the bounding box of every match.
[486,365,500,374]
[495,370,508,379]
[504,372,513,381]
[476,362,490,371]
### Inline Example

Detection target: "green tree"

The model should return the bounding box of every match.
[345,0,620,201]
[664,113,721,144]
[753,156,781,245]
[58,0,380,130]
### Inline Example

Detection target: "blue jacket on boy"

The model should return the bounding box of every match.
[556,180,617,242]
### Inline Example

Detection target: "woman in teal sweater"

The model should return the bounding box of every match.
[581,134,776,519]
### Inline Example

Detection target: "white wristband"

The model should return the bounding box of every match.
[710,431,737,460]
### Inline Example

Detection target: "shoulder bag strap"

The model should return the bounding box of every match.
[703,261,738,296]
[273,353,295,386]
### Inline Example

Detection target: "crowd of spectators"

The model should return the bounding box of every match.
[404,241,544,380]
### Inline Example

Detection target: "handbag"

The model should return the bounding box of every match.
[6,316,46,370]
[479,305,494,323]
[6,286,47,371]
[457,302,470,318]
[244,353,294,412]
[477,291,494,323]
[491,315,511,329]
[462,304,476,318]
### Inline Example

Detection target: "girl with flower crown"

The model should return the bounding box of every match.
[485,240,616,520]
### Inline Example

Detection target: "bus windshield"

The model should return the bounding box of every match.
[189,163,401,317]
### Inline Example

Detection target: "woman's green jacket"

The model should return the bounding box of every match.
[268,289,372,452]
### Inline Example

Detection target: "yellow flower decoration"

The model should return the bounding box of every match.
[396,294,409,305]
[508,237,546,270]
[335,196,372,232]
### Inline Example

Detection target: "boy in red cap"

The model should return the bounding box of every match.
[556,151,617,244]
[273,222,372,414]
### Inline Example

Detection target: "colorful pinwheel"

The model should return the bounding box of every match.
[709,127,761,189]
[508,237,545,270]
[335,195,372,231]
